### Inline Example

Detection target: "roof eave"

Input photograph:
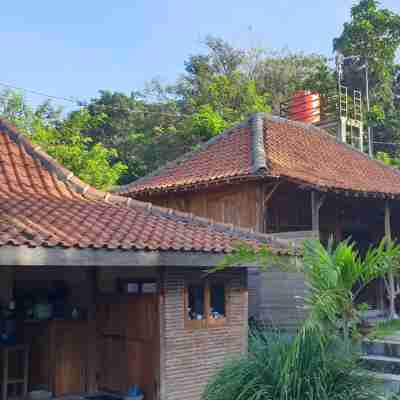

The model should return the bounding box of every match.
[0,245,294,267]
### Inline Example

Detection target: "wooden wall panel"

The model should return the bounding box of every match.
[250,264,308,330]
[21,321,87,396]
[141,182,262,232]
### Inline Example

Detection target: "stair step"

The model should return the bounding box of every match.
[362,340,400,357]
[367,371,400,395]
[362,355,400,375]
[371,371,400,382]
[362,355,400,363]
[364,338,400,345]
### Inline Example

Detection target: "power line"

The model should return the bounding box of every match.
[0,80,183,118]
[0,81,79,104]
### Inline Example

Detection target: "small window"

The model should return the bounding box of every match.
[210,284,226,320]
[185,280,227,329]
[120,280,157,295]
[142,282,157,294]
[187,284,205,321]
[126,282,140,294]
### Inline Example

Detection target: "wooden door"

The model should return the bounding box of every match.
[97,294,159,399]
[51,321,88,395]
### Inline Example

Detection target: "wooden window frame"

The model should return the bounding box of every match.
[184,279,228,329]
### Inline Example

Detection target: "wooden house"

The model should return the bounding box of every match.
[0,120,288,400]
[114,113,400,327]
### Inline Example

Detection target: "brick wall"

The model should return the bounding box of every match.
[160,267,248,400]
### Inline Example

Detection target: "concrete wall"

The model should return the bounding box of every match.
[160,267,248,400]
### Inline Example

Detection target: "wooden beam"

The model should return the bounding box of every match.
[0,247,232,267]
[262,181,281,233]
[264,181,281,205]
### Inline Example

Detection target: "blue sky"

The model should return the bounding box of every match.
[1,1,399,109]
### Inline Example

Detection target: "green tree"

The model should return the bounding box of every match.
[334,0,400,140]
[0,89,62,133]
[78,37,329,182]
[186,71,271,139]
[32,109,127,189]
[0,89,127,190]
[84,90,185,182]
[250,50,330,112]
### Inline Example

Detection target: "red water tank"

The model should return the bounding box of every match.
[288,90,320,124]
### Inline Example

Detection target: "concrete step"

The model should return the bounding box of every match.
[363,339,400,358]
[361,354,400,375]
[367,371,400,395]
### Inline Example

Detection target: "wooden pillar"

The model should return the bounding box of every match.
[311,191,325,239]
[0,267,15,305]
[385,200,392,240]
[384,200,396,314]
[86,268,98,393]
[158,267,166,400]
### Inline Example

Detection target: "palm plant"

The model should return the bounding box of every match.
[303,239,386,343]
[204,239,400,400]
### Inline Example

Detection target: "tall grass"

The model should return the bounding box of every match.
[203,323,383,400]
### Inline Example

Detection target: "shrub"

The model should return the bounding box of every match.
[203,324,383,400]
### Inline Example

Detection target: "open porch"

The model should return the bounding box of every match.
[0,253,248,400]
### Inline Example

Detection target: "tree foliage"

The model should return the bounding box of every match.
[0,90,127,190]
[80,38,328,182]
[334,0,400,154]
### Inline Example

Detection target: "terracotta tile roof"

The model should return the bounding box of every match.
[115,114,400,198]
[0,120,286,253]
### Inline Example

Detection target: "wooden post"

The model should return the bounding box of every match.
[23,346,29,397]
[2,347,8,400]
[0,267,15,305]
[158,267,165,400]
[385,200,392,240]
[311,191,325,239]
[384,201,398,318]
[86,267,98,393]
